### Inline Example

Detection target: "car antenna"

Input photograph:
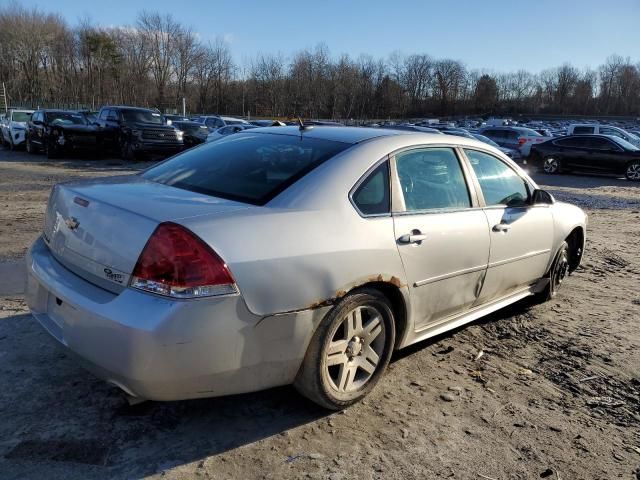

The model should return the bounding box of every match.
[298,117,313,131]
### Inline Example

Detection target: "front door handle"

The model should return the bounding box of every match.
[398,231,427,244]
[493,223,511,233]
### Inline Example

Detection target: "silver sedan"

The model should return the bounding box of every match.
[25,126,587,410]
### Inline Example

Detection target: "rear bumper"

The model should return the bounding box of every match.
[25,236,324,401]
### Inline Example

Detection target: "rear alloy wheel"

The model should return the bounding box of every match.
[625,161,640,181]
[295,289,395,410]
[543,156,560,174]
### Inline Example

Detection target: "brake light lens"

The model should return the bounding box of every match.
[130,222,237,298]
[518,138,527,145]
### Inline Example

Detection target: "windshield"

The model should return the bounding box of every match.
[122,109,164,124]
[46,112,88,125]
[143,133,350,205]
[224,119,245,125]
[12,112,31,122]
[473,134,500,148]
[610,136,640,151]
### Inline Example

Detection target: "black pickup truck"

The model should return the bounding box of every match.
[94,106,184,160]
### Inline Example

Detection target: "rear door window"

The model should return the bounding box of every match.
[143,133,351,205]
[395,148,470,211]
[555,137,589,148]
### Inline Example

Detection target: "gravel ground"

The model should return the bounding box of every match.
[0,149,639,480]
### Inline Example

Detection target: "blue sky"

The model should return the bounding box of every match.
[9,0,640,72]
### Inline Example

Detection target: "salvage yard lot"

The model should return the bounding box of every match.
[0,149,639,479]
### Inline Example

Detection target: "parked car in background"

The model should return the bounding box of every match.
[479,126,551,157]
[0,114,8,145]
[205,124,257,142]
[26,110,101,158]
[249,119,286,127]
[380,125,444,134]
[95,106,183,160]
[2,109,34,149]
[192,115,249,131]
[164,114,190,125]
[567,124,640,147]
[170,120,209,149]
[25,126,586,409]
[529,134,640,181]
[472,133,522,162]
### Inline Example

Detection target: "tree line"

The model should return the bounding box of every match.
[1,5,639,119]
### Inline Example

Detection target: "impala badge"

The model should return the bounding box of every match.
[65,217,80,230]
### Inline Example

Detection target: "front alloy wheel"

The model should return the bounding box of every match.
[295,289,395,410]
[543,157,560,174]
[625,162,640,181]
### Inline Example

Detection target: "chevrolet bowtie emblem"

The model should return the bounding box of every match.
[65,217,80,230]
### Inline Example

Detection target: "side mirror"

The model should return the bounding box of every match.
[532,189,554,205]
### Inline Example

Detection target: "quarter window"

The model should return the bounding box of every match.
[352,162,390,215]
[465,149,529,207]
[396,148,470,211]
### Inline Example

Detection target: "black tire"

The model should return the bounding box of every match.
[120,140,135,161]
[294,288,396,410]
[542,156,561,175]
[46,140,61,159]
[625,161,640,182]
[26,136,36,154]
[534,241,569,303]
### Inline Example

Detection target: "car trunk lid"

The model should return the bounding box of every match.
[43,176,249,293]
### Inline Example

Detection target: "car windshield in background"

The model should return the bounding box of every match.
[12,112,31,122]
[224,119,245,125]
[122,109,164,124]
[143,133,351,205]
[472,134,500,148]
[47,112,87,125]
[610,136,640,151]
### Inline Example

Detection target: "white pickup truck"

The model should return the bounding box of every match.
[567,124,640,147]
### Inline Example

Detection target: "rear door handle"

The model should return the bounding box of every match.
[492,223,511,233]
[398,231,427,244]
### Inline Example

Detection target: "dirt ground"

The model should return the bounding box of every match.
[0,148,639,480]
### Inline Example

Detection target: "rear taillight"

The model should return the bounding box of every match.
[518,138,527,145]
[130,222,237,298]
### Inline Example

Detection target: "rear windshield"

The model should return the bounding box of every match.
[122,109,163,124]
[47,112,87,125]
[142,133,351,205]
[515,127,541,137]
[12,112,31,122]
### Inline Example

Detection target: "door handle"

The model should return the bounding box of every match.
[492,223,510,233]
[398,231,427,244]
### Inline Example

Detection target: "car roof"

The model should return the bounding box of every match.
[247,126,412,144]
